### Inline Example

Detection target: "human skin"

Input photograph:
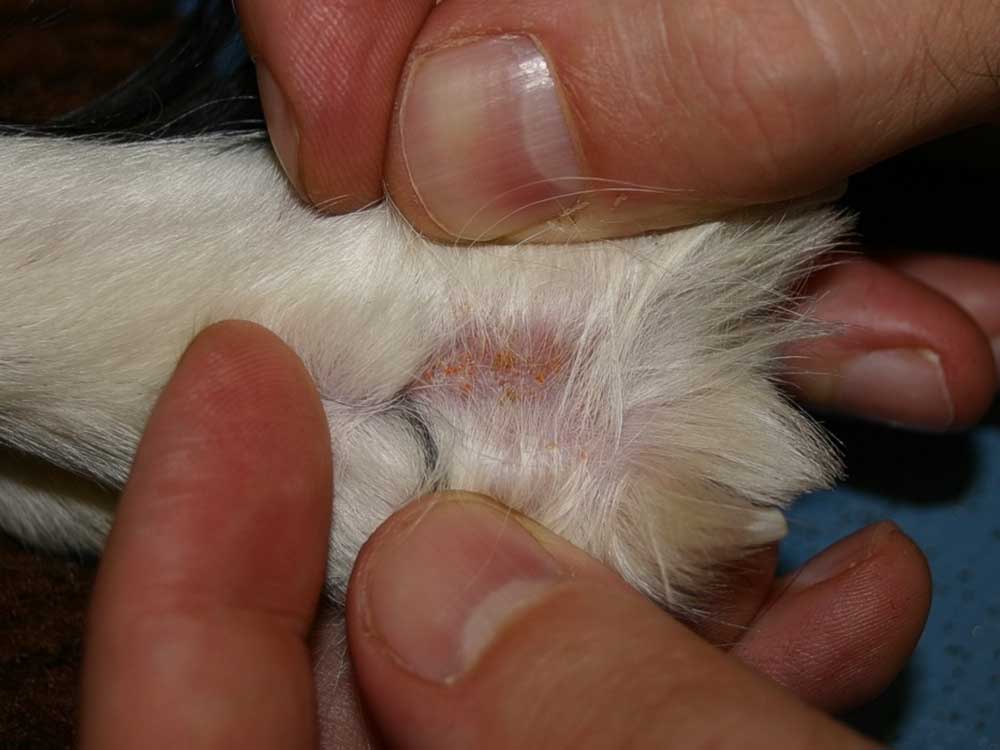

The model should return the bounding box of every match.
[80,322,929,749]
[237,0,1000,430]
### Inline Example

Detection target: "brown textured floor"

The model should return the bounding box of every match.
[0,1,178,122]
[0,536,95,749]
[0,3,177,747]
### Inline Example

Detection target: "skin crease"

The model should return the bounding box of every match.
[83,0,998,744]
[80,323,929,749]
[238,0,1000,429]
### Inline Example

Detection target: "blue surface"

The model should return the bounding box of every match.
[780,410,1000,749]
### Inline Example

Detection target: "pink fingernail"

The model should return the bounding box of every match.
[400,36,583,241]
[788,521,899,593]
[359,494,564,684]
[834,348,954,429]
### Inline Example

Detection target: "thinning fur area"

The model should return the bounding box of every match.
[0,135,844,608]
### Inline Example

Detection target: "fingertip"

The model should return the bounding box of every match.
[238,0,434,211]
[345,493,654,746]
[736,522,931,713]
[104,319,333,626]
[380,5,777,244]
[151,320,332,495]
[885,252,1000,378]
[82,320,332,750]
[788,258,998,431]
[347,495,871,749]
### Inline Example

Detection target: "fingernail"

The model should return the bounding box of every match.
[788,521,899,593]
[359,493,564,684]
[743,508,788,546]
[400,36,582,241]
[803,348,955,430]
[256,64,302,193]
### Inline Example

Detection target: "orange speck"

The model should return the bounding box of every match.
[492,351,517,371]
[501,386,519,403]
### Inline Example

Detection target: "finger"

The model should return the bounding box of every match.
[347,492,878,749]
[385,0,1000,242]
[884,252,1000,373]
[787,255,998,430]
[310,607,371,750]
[692,544,779,646]
[80,321,333,750]
[237,0,434,210]
[734,523,932,713]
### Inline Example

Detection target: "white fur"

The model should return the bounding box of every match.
[0,135,844,608]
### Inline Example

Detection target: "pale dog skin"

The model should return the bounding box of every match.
[0,133,845,609]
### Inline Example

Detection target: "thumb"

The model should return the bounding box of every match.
[346,492,878,750]
[384,0,1000,243]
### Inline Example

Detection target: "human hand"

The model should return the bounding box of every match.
[236,0,1000,431]
[80,321,930,748]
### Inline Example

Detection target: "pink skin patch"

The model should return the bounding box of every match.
[417,335,568,403]
[410,331,613,470]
